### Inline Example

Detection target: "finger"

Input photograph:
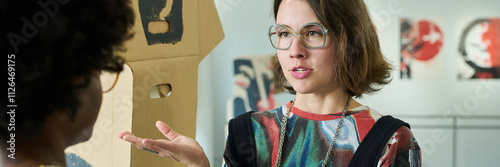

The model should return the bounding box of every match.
[156,120,181,141]
[118,132,142,150]
[118,131,132,139]
[122,134,146,148]
[143,138,176,151]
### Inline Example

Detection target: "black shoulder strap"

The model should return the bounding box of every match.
[347,115,410,167]
[228,111,257,167]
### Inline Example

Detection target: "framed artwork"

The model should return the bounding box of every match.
[400,18,444,79]
[458,18,500,79]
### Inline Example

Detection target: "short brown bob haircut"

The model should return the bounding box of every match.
[273,0,392,98]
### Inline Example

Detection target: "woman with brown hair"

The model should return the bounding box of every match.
[119,0,421,166]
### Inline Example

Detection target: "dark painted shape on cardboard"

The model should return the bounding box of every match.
[139,0,183,45]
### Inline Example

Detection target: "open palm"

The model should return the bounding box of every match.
[118,121,209,167]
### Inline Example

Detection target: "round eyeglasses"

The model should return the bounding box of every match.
[268,22,329,50]
[100,71,120,93]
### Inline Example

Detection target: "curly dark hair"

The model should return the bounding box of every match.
[0,0,134,140]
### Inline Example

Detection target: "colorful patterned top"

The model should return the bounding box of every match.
[223,102,421,167]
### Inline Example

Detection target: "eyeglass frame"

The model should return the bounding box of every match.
[101,47,122,93]
[101,71,121,93]
[268,22,330,50]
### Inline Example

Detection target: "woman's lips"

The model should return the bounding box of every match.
[290,66,313,79]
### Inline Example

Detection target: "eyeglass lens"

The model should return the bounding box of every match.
[100,71,119,93]
[270,24,326,49]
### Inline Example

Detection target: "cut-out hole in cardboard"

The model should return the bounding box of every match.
[149,83,172,99]
[148,21,170,34]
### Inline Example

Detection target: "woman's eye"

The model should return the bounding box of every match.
[308,31,319,36]
[279,32,290,37]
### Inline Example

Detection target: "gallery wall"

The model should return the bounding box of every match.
[196,0,500,166]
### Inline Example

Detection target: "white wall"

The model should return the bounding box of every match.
[360,1,500,166]
[196,0,500,166]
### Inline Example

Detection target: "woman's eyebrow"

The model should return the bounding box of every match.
[276,23,292,28]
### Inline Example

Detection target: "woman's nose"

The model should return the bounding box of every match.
[288,37,307,59]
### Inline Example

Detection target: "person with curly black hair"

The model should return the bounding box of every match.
[0,0,134,166]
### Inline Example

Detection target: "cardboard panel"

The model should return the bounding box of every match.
[198,0,225,62]
[128,56,198,167]
[124,0,198,62]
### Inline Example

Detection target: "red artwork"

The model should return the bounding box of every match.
[458,18,500,79]
[400,18,444,79]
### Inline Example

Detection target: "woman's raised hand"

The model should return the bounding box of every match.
[118,121,210,167]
